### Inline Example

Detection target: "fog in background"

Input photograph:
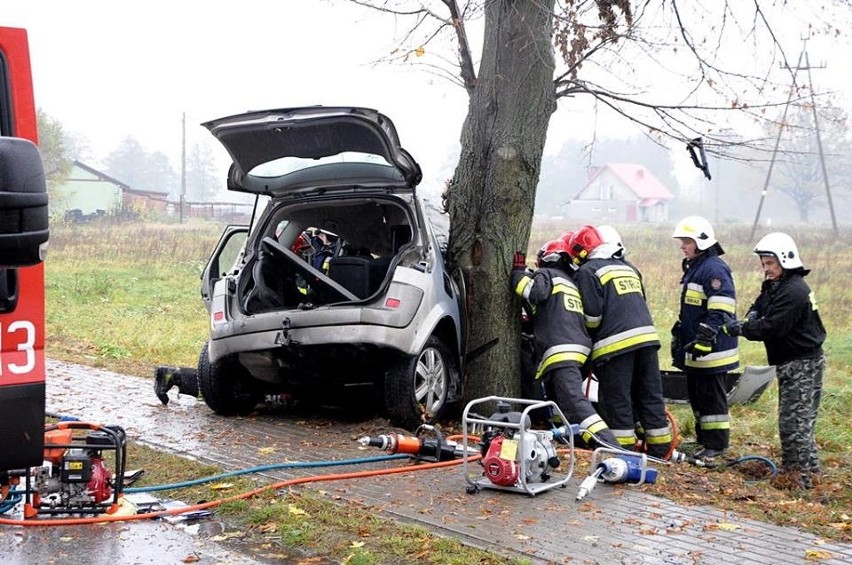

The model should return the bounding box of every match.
[7,1,852,227]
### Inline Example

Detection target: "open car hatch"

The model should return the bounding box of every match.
[203,106,423,197]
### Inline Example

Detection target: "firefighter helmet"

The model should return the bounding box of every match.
[567,225,603,265]
[754,232,804,269]
[671,216,717,251]
[597,224,625,258]
[291,232,313,255]
[539,238,570,265]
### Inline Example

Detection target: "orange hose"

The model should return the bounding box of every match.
[0,455,480,527]
[664,407,680,461]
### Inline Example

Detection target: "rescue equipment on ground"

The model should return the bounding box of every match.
[0,421,127,518]
[575,447,658,501]
[357,424,474,462]
[462,397,575,496]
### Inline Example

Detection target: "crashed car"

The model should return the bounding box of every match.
[198,107,467,430]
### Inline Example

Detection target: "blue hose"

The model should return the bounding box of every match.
[0,492,22,514]
[124,454,409,493]
[728,455,778,477]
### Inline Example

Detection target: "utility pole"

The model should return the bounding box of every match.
[804,49,839,235]
[750,37,838,239]
[180,112,186,223]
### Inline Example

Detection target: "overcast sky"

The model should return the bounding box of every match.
[7,2,852,199]
[6,1,476,198]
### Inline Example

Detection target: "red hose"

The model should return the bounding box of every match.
[0,455,480,527]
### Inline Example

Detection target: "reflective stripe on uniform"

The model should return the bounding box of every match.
[707,295,736,314]
[644,426,673,445]
[591,325,659,360]
[552,282,580,298]
[514,275,533,300]
[699,414,731,431]
[535,344,590,379]
[611,428,637,447]
[584,314,602,329]
[595,264,636,284]
[684,347,739,369]
[579,414,610,442]
[597,265,643,296]
[579,414,608,433]
[551,276,576,290]
[683,282,706,307]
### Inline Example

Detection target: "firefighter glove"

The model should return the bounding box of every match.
[745,309,759,322]
[670,321,682,361]
[512,251,527,270]
[684,322,717,358]
[696,321,718,342]
[721,320,744,337]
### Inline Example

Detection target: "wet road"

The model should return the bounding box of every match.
[11,359,851,565]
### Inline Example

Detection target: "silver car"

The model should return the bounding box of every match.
[198,107,467,430]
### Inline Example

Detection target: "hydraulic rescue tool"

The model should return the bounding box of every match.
[575,447,657,501]
[462,397,574,496]
[0,422,127,518]
[357,424,476,462]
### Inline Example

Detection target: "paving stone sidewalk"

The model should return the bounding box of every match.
[44,360,852,564]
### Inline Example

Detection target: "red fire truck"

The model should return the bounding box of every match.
[0,26,50,472]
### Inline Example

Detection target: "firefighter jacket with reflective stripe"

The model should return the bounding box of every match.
[741,271,826,366]
[673,250,740,373]
[512,266,592,378]
[573,258,660,364]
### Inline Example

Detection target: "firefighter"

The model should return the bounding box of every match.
[510,238,618,448]
[721,232,826,489]
[671,216,739,462]
[566,225,673,459]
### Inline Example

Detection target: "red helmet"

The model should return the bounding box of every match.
[290,232,313,254]
[538,238,570,265]
[559,231,574,246]
[567,225,604,264]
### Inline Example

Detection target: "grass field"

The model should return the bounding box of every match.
[44,219,852,544]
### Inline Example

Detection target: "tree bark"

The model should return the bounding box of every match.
[447,0,556,402]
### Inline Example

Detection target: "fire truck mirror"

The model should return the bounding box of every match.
[0,136,49,267]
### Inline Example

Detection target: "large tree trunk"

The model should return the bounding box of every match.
[447,0,556,402]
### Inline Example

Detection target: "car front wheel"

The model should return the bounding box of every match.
[385,335,453,430]
[197,342,262,416]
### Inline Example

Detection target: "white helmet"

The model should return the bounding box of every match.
[754,232,804,269]
[672,216,716,251]
[596,224,625,258]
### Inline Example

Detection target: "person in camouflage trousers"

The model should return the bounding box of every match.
[776,356,825,487]
[722,233,826,489]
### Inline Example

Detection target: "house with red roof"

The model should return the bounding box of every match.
[563,162,674,222]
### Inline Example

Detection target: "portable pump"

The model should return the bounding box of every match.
[479,403,561,487]
[0,422,128,518]
[462,397,575,496]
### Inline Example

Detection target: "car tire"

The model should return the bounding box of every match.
[385,335,453,431]
[197,342,262,416]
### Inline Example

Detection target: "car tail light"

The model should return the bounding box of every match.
[385,298,401,308]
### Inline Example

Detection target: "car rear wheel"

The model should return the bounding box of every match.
[197,342,262,416]
[385,335,452,430]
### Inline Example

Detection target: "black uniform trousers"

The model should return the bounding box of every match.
[594,347,672,459]
[548,364,618,447]
[686,371,730,451]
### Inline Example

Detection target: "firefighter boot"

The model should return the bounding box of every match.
[154,366,200,405]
